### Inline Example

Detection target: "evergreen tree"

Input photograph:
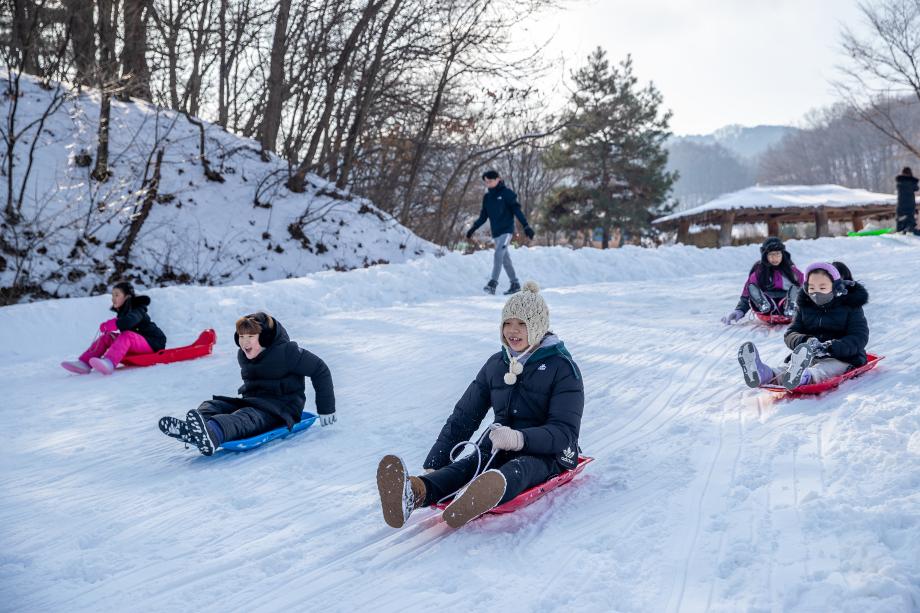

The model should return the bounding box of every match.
[547,47,676,247]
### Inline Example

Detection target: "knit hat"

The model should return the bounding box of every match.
[482,169,500,180]
[500,281,549,385]
[760,236,785,255]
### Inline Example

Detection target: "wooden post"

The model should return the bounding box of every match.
[851,212,864,233]
[767,218,780,237]
[718,211,735,247]
[677,219,690,244]
[814,207,829,238]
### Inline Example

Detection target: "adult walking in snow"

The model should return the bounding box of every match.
[896,167,919,235]
[466,169,535,295]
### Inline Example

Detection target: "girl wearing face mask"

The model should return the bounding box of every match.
[722,237,804,324]
[736,261,869,390]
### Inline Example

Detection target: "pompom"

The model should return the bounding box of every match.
[504,372,517,385]
[522,281,540,294]
[511,361,524,375]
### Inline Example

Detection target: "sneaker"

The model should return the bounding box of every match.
[483,280,497,295]
[738,341,775,388]
[377,455,425,528]
[442,469,506,528]
[783,286,802,317]
[782,342,816,390]
[61,360,91,374]
[503,282,521,295]
[158,411,219,455]
[88,357,115,375]
[747,284,772,314]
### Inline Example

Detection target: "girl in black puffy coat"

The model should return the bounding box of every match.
[738,261,869,390]
[376,282,585,529]
[61,281,167,375]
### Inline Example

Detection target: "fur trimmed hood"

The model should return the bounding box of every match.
[796,281,868,309]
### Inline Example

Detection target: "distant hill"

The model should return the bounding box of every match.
[672,124,799,160]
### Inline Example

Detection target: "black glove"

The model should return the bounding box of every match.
[524,225,535,239]
[466,228,474,240]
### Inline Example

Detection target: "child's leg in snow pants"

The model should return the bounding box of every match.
[80,331,152,366]
[196,400,284,442]
[420,451,559,506]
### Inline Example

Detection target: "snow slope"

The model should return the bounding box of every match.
[2,237,919,612]
[0,73,437,301]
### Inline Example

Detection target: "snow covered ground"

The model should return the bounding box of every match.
[2,236,919,612]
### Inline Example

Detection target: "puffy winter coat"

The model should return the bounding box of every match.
[213,318,335,427]
[784,282,870,367]
[424,340,584,472]
[470,181,530,238]
[896,174,918,214]
[111,295,166,351]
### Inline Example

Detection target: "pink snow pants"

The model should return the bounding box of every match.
[79,331,153,366]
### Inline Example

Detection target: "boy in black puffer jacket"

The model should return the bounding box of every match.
[738,261,869,390]
[376,282,584,529]
[158,312,336,455]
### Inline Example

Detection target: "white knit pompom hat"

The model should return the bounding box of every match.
[500,282,549,385]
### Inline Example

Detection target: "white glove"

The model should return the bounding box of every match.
[489,425,524,451]
[319,413,336,427]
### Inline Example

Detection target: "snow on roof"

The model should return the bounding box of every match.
[655,184,897,224]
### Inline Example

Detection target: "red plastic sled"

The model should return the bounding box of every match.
[754,312,792,326]
[761,353,884,397]
[121,329,217,367]
[433,455,594,516]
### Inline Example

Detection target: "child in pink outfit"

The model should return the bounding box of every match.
[61,282,167,375]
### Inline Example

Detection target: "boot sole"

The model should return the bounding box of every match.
[783,343,815,390]
[159,416,190,441]
[186,410,216,456]
[377,455,410,529]
[738,342,761,388]
[443,470,506,529]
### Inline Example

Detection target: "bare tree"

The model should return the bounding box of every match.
[838,0,920,158]
[121,0,152,100]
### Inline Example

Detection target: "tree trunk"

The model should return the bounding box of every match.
[120,0,151,100]
[66,0,96,86]
[114,148,164,275]
[336,0,403,188]
[11,0,39,74]
[259,0,292,154]
[288,0,388,191]
[92,0,118,182]
[217,0,229,127]
[91,91,113,181]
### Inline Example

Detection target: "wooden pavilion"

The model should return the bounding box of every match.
[653,184,897,246]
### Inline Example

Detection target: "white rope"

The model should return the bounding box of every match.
[436,423,502,504]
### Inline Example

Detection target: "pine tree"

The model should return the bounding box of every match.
[547,47,677,247]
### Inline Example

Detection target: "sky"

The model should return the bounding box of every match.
[524,0,871,135]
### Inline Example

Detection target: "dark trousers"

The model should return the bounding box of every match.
[896,210,919,234]
[196,399,283,442]
[421,451,559,506]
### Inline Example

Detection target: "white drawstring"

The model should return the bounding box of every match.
[436,423,502,504]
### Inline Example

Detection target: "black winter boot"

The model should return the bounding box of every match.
[503,282,521,295]
[483,280,497,295]
[158,411,219,456]
[747,284,772,313]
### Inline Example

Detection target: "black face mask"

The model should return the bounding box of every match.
[809,291,834,306]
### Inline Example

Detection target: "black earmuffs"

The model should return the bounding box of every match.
[233,312,276,348]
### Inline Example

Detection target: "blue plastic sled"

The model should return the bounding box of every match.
[220,412,318,451]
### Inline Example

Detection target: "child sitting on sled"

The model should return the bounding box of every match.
[376,282,584,529]
[722,237,804,324]
[158,312,336,455]
[61,281,167,375]
[737,261,869,390]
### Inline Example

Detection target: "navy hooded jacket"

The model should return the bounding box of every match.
[423,341,584,472]
[470,181,530,238]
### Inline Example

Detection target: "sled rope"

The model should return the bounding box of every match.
[436,423,502,504]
